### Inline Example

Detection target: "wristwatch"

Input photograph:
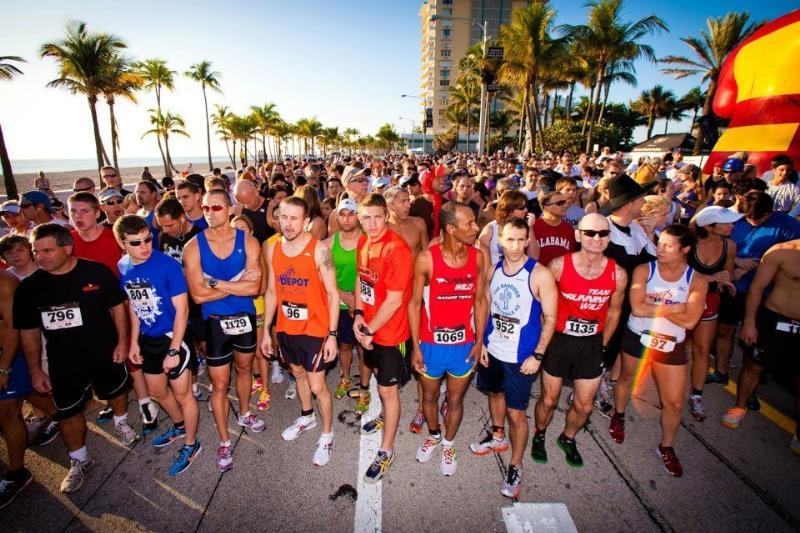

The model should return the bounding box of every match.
[353,309,365,317]
[328,330,338,338]
[167,349,180,357]
[532,352,545,362]
[0,367,11,377]
[209,278,219,289]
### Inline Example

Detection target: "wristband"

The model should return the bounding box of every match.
[167,349,180,357]
[532,352,544,362]
[328,330,338,338]
[353,309,365,318]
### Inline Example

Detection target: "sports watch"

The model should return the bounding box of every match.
[532,352,545,362]
[167,349,180,357]
[209,278,219,288]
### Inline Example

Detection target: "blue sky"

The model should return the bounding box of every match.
[1,0,797,161]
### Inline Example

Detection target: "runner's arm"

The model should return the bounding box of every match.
[666,274,709,329]
[408,250,432,353]
[169,293,189,351]
[741,246,781,339]
[532,263,558,354]
[472,252,488,343]
[19,329,42,374]
[183,239,228,303]
[262,242,278,329]
[214,234,262,297]
[128,302,141,353]
[417,219,430,251]
[0,276,19,370]
[603,266,628,346]
[316,241,340,333]
[629,264,685,318]
[547,256,564,284]
[366,289,404,334]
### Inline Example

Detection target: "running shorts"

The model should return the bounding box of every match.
[476,352,537,411]
[621,326,687,366]
[0,351,32,401]
[205,313,258,366]
[543,332,604,380]
[48,355,130,421]
[337,309,355,345]
[420,341,474,379]
[751,306,800,376]
[138,333,195,380]
[364,339,412,387]
[276,332,328,373]
[701,289,721,321]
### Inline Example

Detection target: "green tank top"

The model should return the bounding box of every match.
[332,232,358,309]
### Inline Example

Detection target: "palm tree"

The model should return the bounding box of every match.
[40,21,126,172]
[136,58,177,173]
[490,109,517,140]
[103,54,141,174]
[661,96,688,134]
[250,103,279,162]
[185,61,222,172]
[296,117,324,156]
[272,119,292,160]
[660,12,760,154]
[631,85,675,139]
[343,128,359,154]
[596,59,637,123]
[566,0,668,151]
[211,104,235,168]
[319,127,339,157]
[0,56,25,198]
[143,110,189,175]
[679,86,705,133]
[447,81,481,149]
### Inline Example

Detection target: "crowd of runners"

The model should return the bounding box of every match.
[0,146,798,506]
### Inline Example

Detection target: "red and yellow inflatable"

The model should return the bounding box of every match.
[704,9,800,176]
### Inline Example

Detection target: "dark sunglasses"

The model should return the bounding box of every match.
[102,174,118,179]
[579,229,610,238]
[124,235,153,247]
[545,200,568,207]
[350,178,367,184]
[201,204,226,212]
[103,199,124,206]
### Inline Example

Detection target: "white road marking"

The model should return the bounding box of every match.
[502,503,578,533]
[354,375,382,533]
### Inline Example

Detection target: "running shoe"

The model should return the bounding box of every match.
[0,469,33,509]
[196,356,207,376]
[31,420,60,446]
[334,378,352,400]
[656,445,683,477]
[609,414,625,444]
[440,444,457,476]
[439,395,448,421]
[115,419,142,446]
[237,412,266,433]
[791,435,800,455]
[313,435,334,466]
[285,378,297,400]
[193,387,203,401]
[500,464,522,499]
[530,431,547,464]
[251,377,263,394]
[416,434,442,463]
[594,375,614,418]
[60,458,94,494]
[151,425,186,448]
[705,370,729,385]
[25,416,48,443]
[746,393,761,411]
[282,414,317,441]
[688,394,706,421]
[217,443,233,472]
[469,432,509,456]
[95,405,113,423]
[557,434,583,468]
[270,361,284,384]
[408,409,425,434]
[364,450,393,483]
[722,407,746,429]
[355,390,371,414]
[169,441,202,476]
[139,402,159,436]
[256,389,271,412]
[361,416,384,435]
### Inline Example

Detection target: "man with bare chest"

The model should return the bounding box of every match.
[385,186,429,256]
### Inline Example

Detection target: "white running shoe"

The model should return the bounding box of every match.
[237,412,266,433]
[416,434,442,463]
[440,444,457,476]
[285,378,297,400]
[282,414,317,441]
[60,458,94,493]
[270,361,285,384]
[313,435,334,466]
[114,419,141,446]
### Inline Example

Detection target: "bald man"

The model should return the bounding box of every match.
[72,177,97,195]
[234,179,274,244]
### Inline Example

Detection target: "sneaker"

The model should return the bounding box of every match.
[557,434,583,468]
[705,370,729,385]
[196,356,207,376]
[31,420,60,446]
[469,432,509,456]
[256,389,271,412]
[251,377,263,394]
[0,469,33,509]
[95,405,113,423]
[25,416,48,443]
[440,444,457,476]
[364,450,393,483]
[439,395,448,421]
[237,412,266,433]
[594,376,615,419]
[115,419,142,446]
[139,402,159,436]
[722,407,746,429]
[361,416,384,435]
[282,414,317,441]
[500,464,522,499]
[270,361,284,384]
[609,414,625,444]
[408,409,425,434]
[169,441,202,476]
[193,387,203,401]
[217,443,233,472]
[355,390,371,414]
[688,395,706,421]
[791,435,800,454]
[530,431,547,464]
[285,378,297,400]
[334,378,352,400]
[60,458,94,493]
[151,425,186,448]
[313,435,334,466]
[656,445,683,477]
[746,393,761,411]
[416,434,442,463]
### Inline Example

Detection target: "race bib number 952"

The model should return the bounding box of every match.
[41,303,83,331]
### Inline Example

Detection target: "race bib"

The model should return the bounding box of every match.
[41,303,83,331]
[434,326,466,345]
[125,281,159,319]
[492,314,519,338]
[360,280,375,306]
[639,331,676,353]
[776,319,800,335]
[220,314,252,335]
[564,318,598,337]
[281,302,308,321]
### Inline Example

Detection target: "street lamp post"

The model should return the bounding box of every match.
[401,94,428,154]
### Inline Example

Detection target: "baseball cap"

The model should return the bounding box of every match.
[336,197,358,214]
[1,200,21,214]
[692,206,744,227]
[399,175,420,187]
[372,176,391,189]
[342,166,366,184]
[722,158,745,173]
[21,191,54,212]
[99,188,124,203]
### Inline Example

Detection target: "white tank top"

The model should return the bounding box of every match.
[627,261,694,344]
[487,220,503,266]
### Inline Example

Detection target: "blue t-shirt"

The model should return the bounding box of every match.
[119,250,188,337]
[186,214,208,231]
[731,212,800,292]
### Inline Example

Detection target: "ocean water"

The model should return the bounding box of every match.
[9,156,230,174]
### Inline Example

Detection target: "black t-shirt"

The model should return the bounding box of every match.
[242,198,275,244]
[159,225,202,264]
[13,259,126,362]
[410,196,434,239]
[704,175,730,195]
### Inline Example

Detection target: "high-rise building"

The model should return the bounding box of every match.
[418,0,528,135]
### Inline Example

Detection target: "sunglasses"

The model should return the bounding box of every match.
[103,199,124,206]
[102,174,118,179]
[545,200,568,207]
[73,187,93,193]
[579,229,610,238]
[350,178,367,184]
[124,235,153,247]
[201,204,226,212]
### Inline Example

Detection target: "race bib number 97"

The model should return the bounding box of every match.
[639,331,676,353]
[41,303,83,331]
[220,314,252,336]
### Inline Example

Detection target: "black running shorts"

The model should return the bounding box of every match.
[205,313,258,366]
[543,332,604,380]
[276,332,328,373]
[364,339,412,387]
[751,306,800,376]
[138,333,195,380]
[49,356,130,421]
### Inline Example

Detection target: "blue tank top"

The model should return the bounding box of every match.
[484,257,543,364]
[197,229,255,319]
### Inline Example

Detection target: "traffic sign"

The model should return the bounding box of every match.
[487,46,504,59]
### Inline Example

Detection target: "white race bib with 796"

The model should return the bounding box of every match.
[41,304,83,331]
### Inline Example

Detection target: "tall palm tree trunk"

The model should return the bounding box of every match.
[232,139,237,171]
[566,82,575,120]
[646,112,655,139]
[518,86,528,152]
[108,100,120,174]
[202,85,213,172]
[0,124,18,199]
[224,138,234,169]
[531,82,546,151]
[693,78,717,155]
[598,80,612,125]
[156,134,169,176]
[164,133,178,175]
[581,82,595,135]
[88,97,105,172]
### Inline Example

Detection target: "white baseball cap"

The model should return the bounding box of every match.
[336,197,358,214]
[692,206,744,227]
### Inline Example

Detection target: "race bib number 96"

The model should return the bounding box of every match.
[220,314,252,336]
[282,302,308,320]
[41,303,83,331]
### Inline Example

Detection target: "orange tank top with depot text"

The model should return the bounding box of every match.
[273,236,329,337]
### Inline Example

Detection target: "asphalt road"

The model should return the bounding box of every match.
[2,346,799,533]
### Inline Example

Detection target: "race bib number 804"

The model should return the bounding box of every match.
[41,303,83,331]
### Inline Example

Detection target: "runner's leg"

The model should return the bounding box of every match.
[443,373,470,441]
[564,377,601,439]
[208,365,232,442]
[534,371,562,431]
